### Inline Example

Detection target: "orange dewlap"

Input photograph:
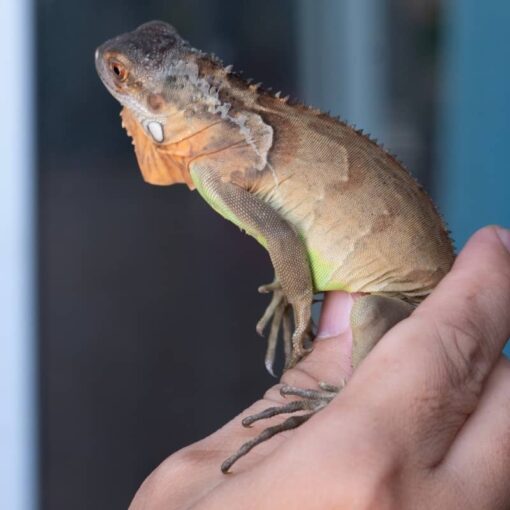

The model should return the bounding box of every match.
[120,107,248,189]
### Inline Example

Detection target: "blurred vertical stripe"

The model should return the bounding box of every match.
[438,0,510,356]
[297,0,389,142]
[0,0,38,507]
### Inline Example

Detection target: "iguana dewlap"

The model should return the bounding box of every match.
[96,21,454,472]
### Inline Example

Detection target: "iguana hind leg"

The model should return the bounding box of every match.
[350,294,415,369]
[222,294,415,473]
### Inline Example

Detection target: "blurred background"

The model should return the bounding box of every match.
[1,0,509,508]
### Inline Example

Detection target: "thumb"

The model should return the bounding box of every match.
[281,291,354,389]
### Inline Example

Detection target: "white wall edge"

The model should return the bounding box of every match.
[0,0,38,506]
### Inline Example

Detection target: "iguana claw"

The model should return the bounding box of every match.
[256,280,293,375]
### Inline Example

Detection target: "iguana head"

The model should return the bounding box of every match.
[95,21,222,187]
[96,21,206,123]
[96,21,274,187]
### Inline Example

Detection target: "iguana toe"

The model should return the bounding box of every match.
[221,382,342,473]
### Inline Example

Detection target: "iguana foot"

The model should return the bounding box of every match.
[221,382,342,474]
[256,280,293,375]
[256,281,314,375]
[288,322,314,368]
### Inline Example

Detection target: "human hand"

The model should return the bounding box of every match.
[130,226,510,510]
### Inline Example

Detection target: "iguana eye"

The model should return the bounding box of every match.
[109,60,128,82]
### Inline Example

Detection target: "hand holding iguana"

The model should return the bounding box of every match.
[95,21,456,472]
[127,228,510,509]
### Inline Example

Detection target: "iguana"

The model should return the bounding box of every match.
[95,21,454,473]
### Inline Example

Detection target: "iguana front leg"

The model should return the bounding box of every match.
[190,163,314,373]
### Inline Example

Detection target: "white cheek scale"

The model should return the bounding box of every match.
[147,121,164,142]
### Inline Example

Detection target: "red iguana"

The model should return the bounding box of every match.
[95,21,454,473]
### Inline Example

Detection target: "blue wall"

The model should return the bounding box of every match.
[439,1,510,355]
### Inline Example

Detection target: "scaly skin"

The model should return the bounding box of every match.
[96,21,455,472]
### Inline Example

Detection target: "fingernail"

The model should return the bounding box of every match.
[495,226,510,253]
[316,291,352,339]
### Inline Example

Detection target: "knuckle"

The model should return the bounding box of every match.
[445,316,486,376]
[408,385,467,463]
[431,311,488,407]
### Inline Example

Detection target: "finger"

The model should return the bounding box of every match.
[439,357,510,509]
[235,291,353,428]
[337,226,510,466]
[316,290,354,340]
[129,291,356,507]
[416,225,510,382]
[281,291,354,389]
[163,291,354,481]
[210,291,354,473]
